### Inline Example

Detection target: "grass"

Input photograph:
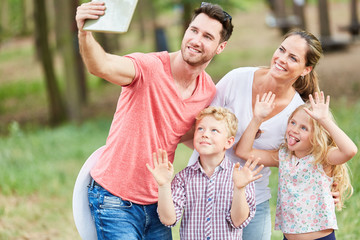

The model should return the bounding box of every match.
[0,118,111,239]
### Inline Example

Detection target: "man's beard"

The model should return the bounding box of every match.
[181,45,215,67]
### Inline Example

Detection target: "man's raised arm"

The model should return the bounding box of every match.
[76,1,135,86]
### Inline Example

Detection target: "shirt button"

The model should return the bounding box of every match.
[207,217,210,221]
[207,237,211,240]
[208,198,212,201]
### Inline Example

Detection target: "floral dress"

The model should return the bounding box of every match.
[275,147,338,234]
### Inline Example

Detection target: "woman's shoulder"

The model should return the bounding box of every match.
[217,67,258,87]
[225,66,259,76]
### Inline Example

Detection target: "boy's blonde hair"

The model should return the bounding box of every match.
[286,103,353,210]
[196,106,238,137]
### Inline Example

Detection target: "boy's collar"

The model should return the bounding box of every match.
[192,155,232,172]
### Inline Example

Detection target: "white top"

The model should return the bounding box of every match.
[188,67,304,204]
[275,147,338,233]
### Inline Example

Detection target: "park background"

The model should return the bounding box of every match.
[0,0,359,239]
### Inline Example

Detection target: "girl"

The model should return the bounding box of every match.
[235,91,357,240]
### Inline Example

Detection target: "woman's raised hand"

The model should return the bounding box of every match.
[254,92,276,121]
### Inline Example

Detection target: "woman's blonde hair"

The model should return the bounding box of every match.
[286,103,353,210]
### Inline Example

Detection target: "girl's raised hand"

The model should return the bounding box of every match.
[304,91,330,123]
[146,149,174,186]
[254,92,276,121]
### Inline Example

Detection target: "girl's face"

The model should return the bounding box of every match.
[269,35,312,84]
[286,109,313,158]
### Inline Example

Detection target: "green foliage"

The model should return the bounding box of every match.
[0,81,44,102]
[2,0,28,38]
[0,118,111,196]
[0,44,33,63]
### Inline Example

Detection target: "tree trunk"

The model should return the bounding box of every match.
[0,0,9,42]
[293,0,306,30]
[71,0,87,104]
[54,0,83,123]
[19,0,28,35]
[136,0,146,41]
[33,0,67,126]
[318,0,331,39]
[182,2,193,35]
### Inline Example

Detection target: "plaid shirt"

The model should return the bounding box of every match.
[169,156,256,240]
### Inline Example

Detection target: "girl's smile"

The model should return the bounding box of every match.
[286,109,313,158]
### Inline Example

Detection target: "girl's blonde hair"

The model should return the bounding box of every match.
[286,103,353,210]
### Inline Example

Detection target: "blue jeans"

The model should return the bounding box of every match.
[242,200,271,240]
[88,179,172,240]
[283,231,335,240]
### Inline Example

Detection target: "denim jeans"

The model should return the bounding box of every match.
[88,180,172,240]
[283,230,335,240]
[242,200,272,240]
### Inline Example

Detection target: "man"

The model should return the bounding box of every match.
[75,1,233,239]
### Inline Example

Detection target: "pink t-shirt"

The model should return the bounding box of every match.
[91,51,216,204]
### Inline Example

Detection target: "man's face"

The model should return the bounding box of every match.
[181,13,226,67]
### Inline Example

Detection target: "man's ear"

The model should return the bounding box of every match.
[216,41,227,55]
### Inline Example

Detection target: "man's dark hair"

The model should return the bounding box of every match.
[192,3,234,42]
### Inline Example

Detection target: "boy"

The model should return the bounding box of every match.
[147,106,263,239]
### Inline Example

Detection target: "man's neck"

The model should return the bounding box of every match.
[169,51,208,99]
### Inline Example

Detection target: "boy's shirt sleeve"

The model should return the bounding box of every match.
[162,170,187,227]
[226,180,257,229]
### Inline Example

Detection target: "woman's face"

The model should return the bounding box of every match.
[270,35,312,84]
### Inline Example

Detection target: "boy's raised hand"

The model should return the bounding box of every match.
[233,156,263,189]
[304,91,330,123]
[146,149,174,186]
[254,92,276,121]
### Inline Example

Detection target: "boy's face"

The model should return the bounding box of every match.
[194,115,234,158]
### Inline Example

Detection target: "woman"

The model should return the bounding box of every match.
[187,29,323,240]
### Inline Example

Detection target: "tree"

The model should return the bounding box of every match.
[33,0,67,126]
[54,0,84,123]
